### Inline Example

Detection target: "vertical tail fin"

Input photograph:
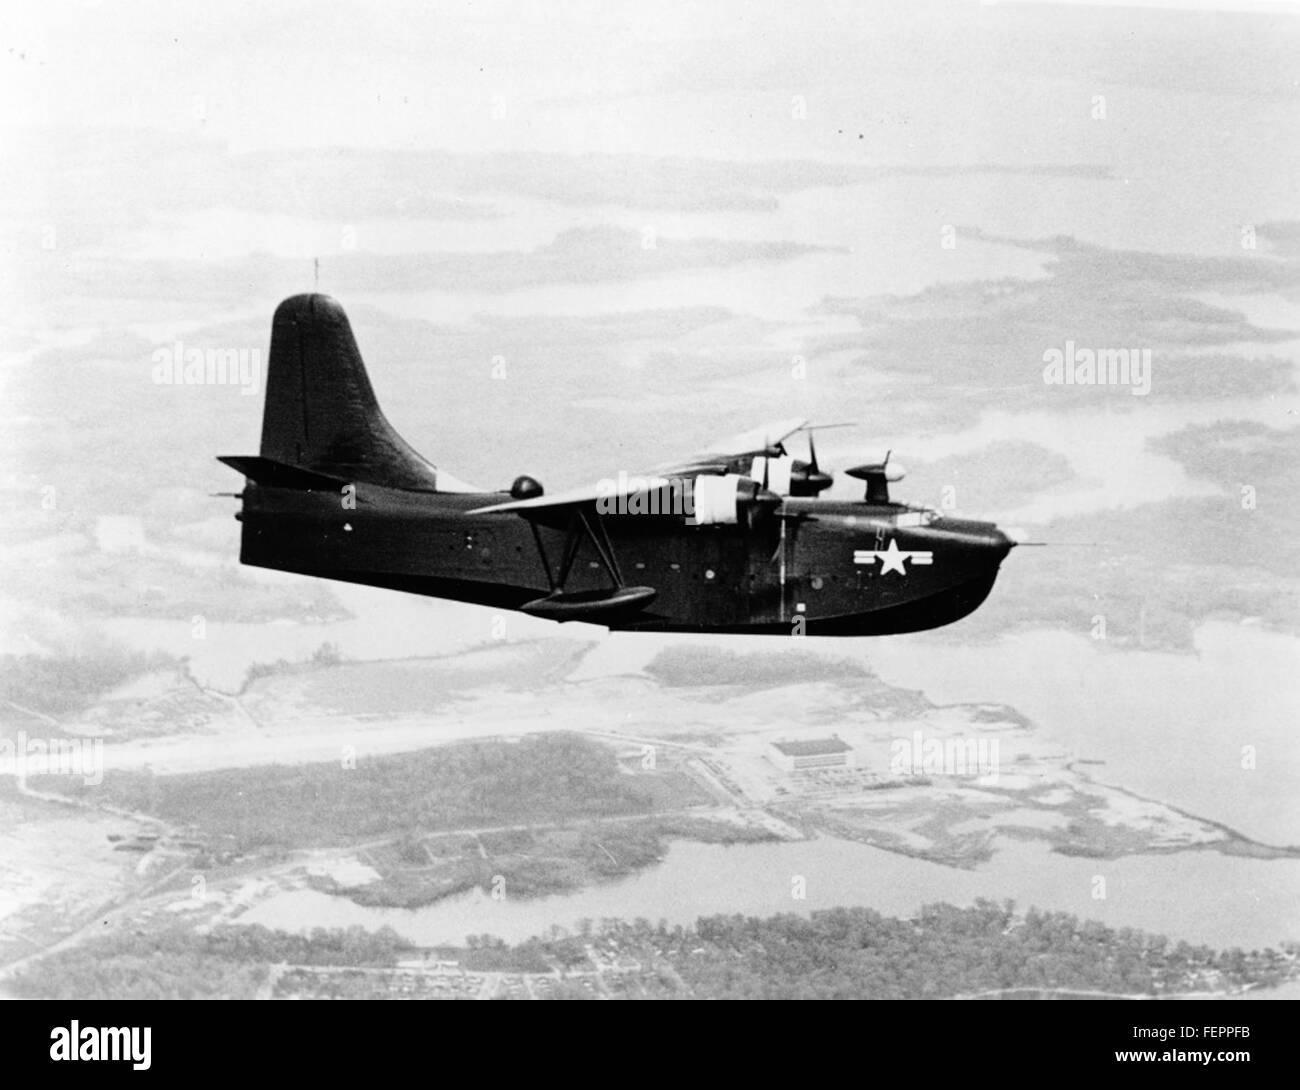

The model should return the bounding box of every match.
[259,293,441,491]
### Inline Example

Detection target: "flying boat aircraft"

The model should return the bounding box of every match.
[219,294,1017,634]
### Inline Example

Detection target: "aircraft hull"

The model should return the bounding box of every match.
[235,485,1012,635]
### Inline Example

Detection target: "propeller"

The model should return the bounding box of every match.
[740,449,783,531]
[846,449,906,504]
[747,421,848,497]
[788,422,850,497]
[795,430,833,496]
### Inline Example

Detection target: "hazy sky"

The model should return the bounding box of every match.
[2,0,1297,580]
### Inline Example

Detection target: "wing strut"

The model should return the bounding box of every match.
[518,505,655,622]
[578,508,625,588]
[527,520,556,590]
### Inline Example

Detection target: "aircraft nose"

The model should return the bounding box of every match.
[986,526,1015,558]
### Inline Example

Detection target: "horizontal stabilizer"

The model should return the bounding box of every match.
[217,455,350,492]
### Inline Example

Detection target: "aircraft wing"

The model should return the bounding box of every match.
[468,417,807,515]
[647,416,807,476]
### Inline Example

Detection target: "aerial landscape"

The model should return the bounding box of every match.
[2,0,1298,1001]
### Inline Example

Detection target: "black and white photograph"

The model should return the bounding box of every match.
[1,0,1298,1029]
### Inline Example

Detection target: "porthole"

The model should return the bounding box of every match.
[811,576,824,590]
[704,568,716,580]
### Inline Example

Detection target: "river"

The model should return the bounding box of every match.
[242,834,1300,951]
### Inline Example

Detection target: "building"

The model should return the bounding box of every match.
[768,737,854,772]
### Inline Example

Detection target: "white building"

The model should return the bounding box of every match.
[768,737,854,772]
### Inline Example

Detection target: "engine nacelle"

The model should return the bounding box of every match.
[690,473,745,524]
[748,455,795,495]
[846,459,906,504]
[689,473,779,525]
[747,454,833,497]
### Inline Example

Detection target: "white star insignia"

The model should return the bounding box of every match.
[853,539,933,575]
